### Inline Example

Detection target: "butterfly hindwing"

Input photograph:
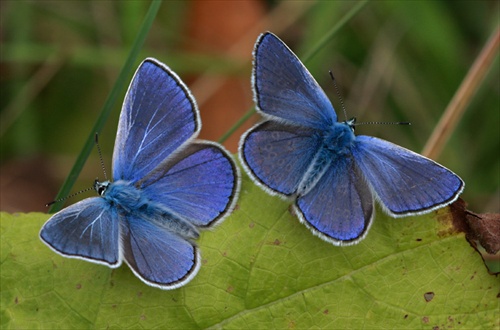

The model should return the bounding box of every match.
[353,136,464,216]
[253,32,337,128]
[40,197,121,266]
[295,156,374,245]
[113,58,200,183]
[121,214,199,289]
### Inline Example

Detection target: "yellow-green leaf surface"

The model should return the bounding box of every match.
[1,169,498,329]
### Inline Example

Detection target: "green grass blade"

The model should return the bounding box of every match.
[48,0,162,213]
[301,0,369,63]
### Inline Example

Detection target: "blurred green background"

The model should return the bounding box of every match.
[1,0,498,214]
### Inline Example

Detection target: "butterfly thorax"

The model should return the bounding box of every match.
[97,180,200,240]
[322,121,356,155]
[314,121,356,169]
[98,180,142,211]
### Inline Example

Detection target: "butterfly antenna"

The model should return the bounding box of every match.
[45,185,95,207]
[354,121,411,126]
[95,132,108,181]
[46,135,107,208]
[328,71,411,127]
[329,71,348,121]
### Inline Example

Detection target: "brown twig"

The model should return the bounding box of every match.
[422,26,500,159]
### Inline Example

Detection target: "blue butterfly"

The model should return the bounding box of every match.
[40,58,240,289]
[239,32,464,246]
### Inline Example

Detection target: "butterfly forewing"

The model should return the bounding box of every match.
[113,58,200,183]
[253,33,337,128]
[241,120,322,196]
[141,142,239,228]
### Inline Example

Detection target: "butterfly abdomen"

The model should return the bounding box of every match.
[103,180,199,241]
[145,204,200,241]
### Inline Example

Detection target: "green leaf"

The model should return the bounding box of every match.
[1,166,498,329]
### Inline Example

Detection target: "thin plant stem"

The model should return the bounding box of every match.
[422,26,500,159]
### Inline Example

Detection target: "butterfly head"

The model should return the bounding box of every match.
[344,117,356,132]
[94,179,111,196]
